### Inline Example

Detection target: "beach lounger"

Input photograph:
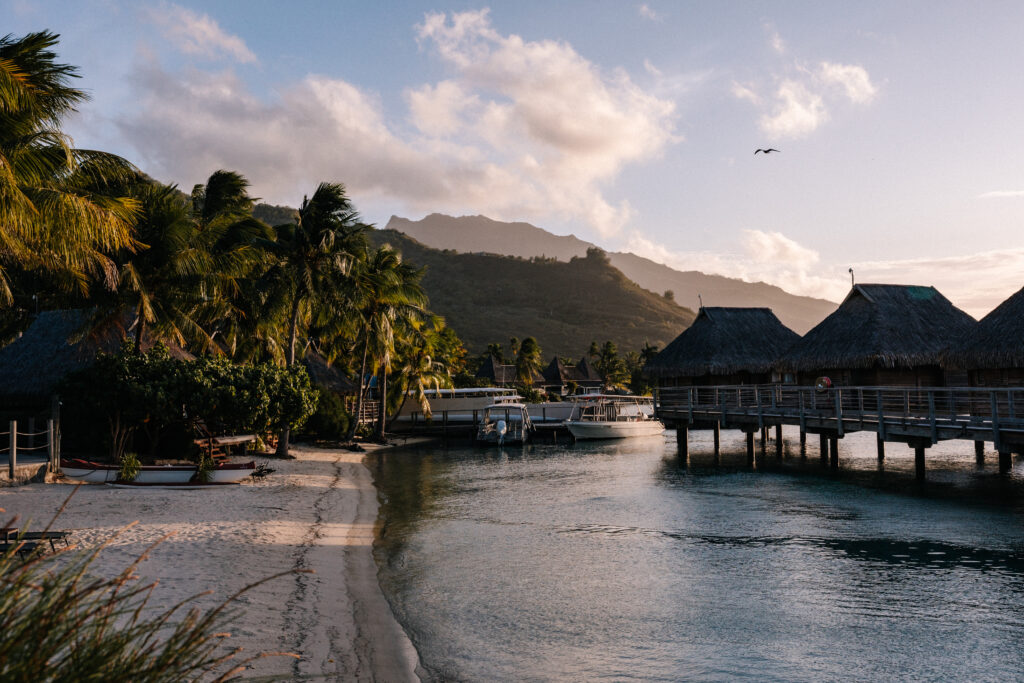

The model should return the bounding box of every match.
[2,528,71,552]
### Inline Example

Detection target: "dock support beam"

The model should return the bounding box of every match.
[746,431,755,464]
[975,441,985,466]
[713,422,720,456]
[760,427,767,454]
[876,433,885,462]
[819,434,829,464]
[999,450,1012,474]
[676,426,688,457]
[775,424,783,458]
[915,445,926,480]
[829,435,839,469]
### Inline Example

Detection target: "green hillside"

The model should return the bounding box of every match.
[369,229,695,358]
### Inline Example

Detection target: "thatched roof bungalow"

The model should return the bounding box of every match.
[539,356,604,395]
[645,307,800,386]
[475,355,517,386]
[944,285,1024,386]
[0,310,191,409]
[779,284,976,387]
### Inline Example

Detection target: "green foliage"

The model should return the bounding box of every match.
[0,518,299,681]
[304,388,351,440]
[515,336,543,389]
[368,229,695,359]
[117,452,141,482]
[60,346,319,460]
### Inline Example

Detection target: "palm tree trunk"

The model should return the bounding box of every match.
[375,365,388,441]
[134,301,146,354]
[277,293,302,458]
[345,340,370,441]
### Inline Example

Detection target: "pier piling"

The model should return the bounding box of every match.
[975,440,985,466]
[819,434,828,465]
[775,424,783,458]
[676,426,688,457]
[829,435,839,469]
[915,445,926,480]
[713,422,720,456]
[746,431,754,464]
[999,450,1012,473]
[876,434,885,462]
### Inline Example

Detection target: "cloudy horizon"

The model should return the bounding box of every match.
[11,1,1024,318]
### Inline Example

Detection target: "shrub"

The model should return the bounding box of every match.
[303,389,350,440]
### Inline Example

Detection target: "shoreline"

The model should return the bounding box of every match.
[0,444,421,681]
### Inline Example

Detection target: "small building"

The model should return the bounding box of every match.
[475,355,518,387]
[538,356,605,396]
[644,307,800,387]
[944,285,1024,387]
[779,284,976,387]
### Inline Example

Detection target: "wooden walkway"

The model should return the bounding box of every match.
[656,385,1024,478]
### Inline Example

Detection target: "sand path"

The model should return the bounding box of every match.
[0,445,420,681]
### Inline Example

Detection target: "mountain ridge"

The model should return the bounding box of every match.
[385,213,836,334]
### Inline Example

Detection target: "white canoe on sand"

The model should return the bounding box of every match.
[60,458,256,484]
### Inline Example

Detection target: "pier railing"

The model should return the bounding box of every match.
[656,385,1024,449]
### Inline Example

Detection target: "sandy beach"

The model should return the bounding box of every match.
[0,445,420,681]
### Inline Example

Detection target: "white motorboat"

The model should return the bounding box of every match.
[564,395,664,440]
[475,403,534,446]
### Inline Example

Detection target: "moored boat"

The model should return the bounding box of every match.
[475,403,534,446]
[59,458,256,484]
[564,395,664,440]
[393,387,521,426]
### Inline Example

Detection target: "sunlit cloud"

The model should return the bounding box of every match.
[978,190,1024,199]
[118,9,680,237]
[148,2,257,64]
[759,80,827,139]
[621,230,1023,317]
[818,62,876,104]
[638,4,661,21]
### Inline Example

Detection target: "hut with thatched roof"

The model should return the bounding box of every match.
[780,284,976,387]
[0,309,191,410]
[475,355,517,387]
[645,307,800,387]
[944,285,1024,386]
[539,356,605,395]
[302,351,358,395]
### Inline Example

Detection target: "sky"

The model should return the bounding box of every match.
[8,0,1024,316]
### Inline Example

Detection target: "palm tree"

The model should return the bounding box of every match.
[387,316,455,427]
[345,245,427,442]
[0,31,138,305]
[515,336,543,390]
[259,182,368,455]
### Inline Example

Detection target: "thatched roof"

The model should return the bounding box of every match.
[944,285,1024,369]
[573,356,603,383]
[0,309,192,402]
[303,351,358,394]
[475,355,517,384]
[540,356,603,386]
[779,284,975,372]
[645,307,800,378]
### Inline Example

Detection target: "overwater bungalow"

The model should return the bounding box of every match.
[944,285,1024,387]
[644,307,800,387]
[779,284,976,387]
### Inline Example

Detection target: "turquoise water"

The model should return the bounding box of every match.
[371,430,1024,681]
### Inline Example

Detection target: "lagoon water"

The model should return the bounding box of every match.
[370,430,1024,681]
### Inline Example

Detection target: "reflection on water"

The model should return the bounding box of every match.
[371,431,1024,682]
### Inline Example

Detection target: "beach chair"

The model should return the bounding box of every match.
[2,527,71,553]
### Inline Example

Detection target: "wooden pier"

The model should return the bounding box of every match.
[657,385,1024,478]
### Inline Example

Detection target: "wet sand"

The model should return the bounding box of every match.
[0,444,420,681]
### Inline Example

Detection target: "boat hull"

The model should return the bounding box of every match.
[60,459,256,484]
[565,420,665,440]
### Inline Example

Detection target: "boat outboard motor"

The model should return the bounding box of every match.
[496,419,508,445]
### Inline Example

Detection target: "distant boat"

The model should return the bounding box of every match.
[564,395,664,440]
[393,387,522,425]
[60,458,256,484]
[475,403,534,446]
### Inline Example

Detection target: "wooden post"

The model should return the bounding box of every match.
[819,433,829,464]
[760,426,767,453]
[915,444,926,480]
[713,421,720,456]
[677,426,688,457]
[975,440,985,466]
[775,424,783,458]
[991,393,1002,453]
[829,435,839,468]
[8,420,15,478]
[746,431,754,464]
[927,392,937,444]
[47,419,55,472]
[876,389,886,440]
[876,433,885,462]
[999,450,1012,474]
[834,390,844,437]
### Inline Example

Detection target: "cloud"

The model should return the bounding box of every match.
[622,229,1024,318]
[765,26,786,54]
[978,190,1024,199]
[638,4,661,21]
[818,62,876,104]
[759,80,827,139]
[149,2,257,64]
[117,10,679,237]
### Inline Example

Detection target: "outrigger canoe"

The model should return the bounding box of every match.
[59,458,256,484]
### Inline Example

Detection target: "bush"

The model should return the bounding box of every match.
[303,389,351,440]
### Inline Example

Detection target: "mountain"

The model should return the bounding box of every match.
[368,229,696,358]
[385,214,837,334]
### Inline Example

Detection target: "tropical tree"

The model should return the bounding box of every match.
[515,336,543,390]
[596,340,629,390]
[259,182,368,454]
[345,244,427,442]
[485,342,505,364]
[387,316,458,426]
[0,31,138,305]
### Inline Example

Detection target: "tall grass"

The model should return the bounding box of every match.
[0,490,305,681]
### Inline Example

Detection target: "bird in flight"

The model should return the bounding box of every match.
[754,148,780,154]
